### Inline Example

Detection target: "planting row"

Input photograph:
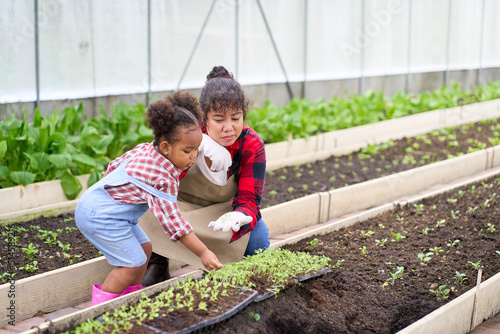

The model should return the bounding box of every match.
[1,81,499,197]
[1,116,500,283]
[60,249,332,333]
[208,174,500,333]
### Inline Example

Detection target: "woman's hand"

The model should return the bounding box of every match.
[198,134,232,172]
[208,212,253,232]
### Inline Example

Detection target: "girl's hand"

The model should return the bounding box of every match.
[200,249,222,271]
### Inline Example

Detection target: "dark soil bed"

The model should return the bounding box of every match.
[1,118,499,282]
[211,174,500,333]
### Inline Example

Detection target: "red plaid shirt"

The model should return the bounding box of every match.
[220,125,266,242]
[105,142,192,242]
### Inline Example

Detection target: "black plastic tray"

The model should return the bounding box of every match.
[253,267,331,302]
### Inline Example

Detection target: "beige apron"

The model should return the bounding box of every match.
[138,162,250,270]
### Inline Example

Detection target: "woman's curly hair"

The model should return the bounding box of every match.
[199,66,249,125]
[147,91,203,145]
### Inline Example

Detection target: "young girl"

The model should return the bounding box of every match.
[142,66,269,285]
[75,91,222,306]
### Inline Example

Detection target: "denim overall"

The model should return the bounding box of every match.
[75,158,177,268]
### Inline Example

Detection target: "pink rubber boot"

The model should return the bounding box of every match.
[91,284,121,306]
[120,284,142,296]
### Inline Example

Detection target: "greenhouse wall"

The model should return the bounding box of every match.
[1,0,500,121]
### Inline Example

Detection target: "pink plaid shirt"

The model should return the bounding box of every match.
[105,142,192,242]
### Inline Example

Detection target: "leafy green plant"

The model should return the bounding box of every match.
[417,252,433,265]
[20,261,39,273]
[359,246,368,256]
[387,266,404,285]
[21,243,39,260]
[245,311,261,321]
[429,285,450,299]
[454,271,467,285]
[391,232,406,242]
[429,247,443,256]
[468,260,483,270]
[375,238,388,247]
[309,238,318,248]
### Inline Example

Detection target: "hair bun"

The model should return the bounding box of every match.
[206,65,233,81]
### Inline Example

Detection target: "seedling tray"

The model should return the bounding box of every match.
[253,267,331,302]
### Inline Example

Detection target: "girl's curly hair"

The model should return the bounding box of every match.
[147,91,202,145]
[199,66,249,125]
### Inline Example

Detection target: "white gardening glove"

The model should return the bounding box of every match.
[198,134,232,172]
[208,212,253,233]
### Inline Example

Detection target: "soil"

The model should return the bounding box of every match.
[1,117,500,332]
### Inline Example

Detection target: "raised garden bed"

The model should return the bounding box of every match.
[2,102,500,328]
[204,174,500,333]
[3,117,500,282]
[19,170,500,334]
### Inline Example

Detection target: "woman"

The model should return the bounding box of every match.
[140,66,270,285]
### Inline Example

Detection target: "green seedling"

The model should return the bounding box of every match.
[429,285,450,299]
[467,206,478,213]
[468,260,483,270]
[450,210,459,220]
[391,232,406,242]
[63,217,75,224]
[287,187,294,194]
[447,239,460,247]
[429,247,443,256]
[20,261,39,273]
[245,311,261,321]
[417,252,433,265]
[360,230,375,238]
[419,227,434,235]
[375,238,388,247]
[378,223,385,229]
[487,223,496,233]
[1,272,16,283]
[63,253,82,265]
[309,238,318,248]
[454,271,467,285]
[447,198,457,205]
[58,240,71,252]
[268,190,278,198]
[435,219,446,228]
[387,266,404,285]
[22,243,39,260]
[359,246,368,256]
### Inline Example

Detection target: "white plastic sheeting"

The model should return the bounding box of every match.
[1,0,499,103]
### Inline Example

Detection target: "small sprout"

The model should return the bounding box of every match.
[359,246,368,256]
[360,230,375,238]
[454,271,467,285]
[496,250,500,256]
[447,198,457,205]
[429,247,443,256]
[487,223,496,233]
[467,206,478,213]
[268,190,278,198]
[246,311,260,321]
[450,210,459,220]
[375,238,388,247]
[302,184,308,190]
[419,227,434,235]
[468,260,483,270]
[417,252,433,265]
[390,232,405,242]
[429,285,450,299]
[447,239,460,247]
[396,215,404,223]
[435,219,446,228]
[295,172,302,178]
[457,190,465,198]
[378,223,385,229]
[387,266,404,285]
[279,175,287,181]
[287,187,294,194]
[309,238,318,248]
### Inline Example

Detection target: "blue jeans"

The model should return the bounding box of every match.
[244,219,270,256]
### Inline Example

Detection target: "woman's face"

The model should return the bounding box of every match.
[205,108,244,147]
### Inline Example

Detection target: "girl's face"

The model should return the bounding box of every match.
[159,125,202,172]
[205,108,244,147]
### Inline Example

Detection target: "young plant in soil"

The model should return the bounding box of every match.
[63,249,332,334]
[209,175,500,334]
